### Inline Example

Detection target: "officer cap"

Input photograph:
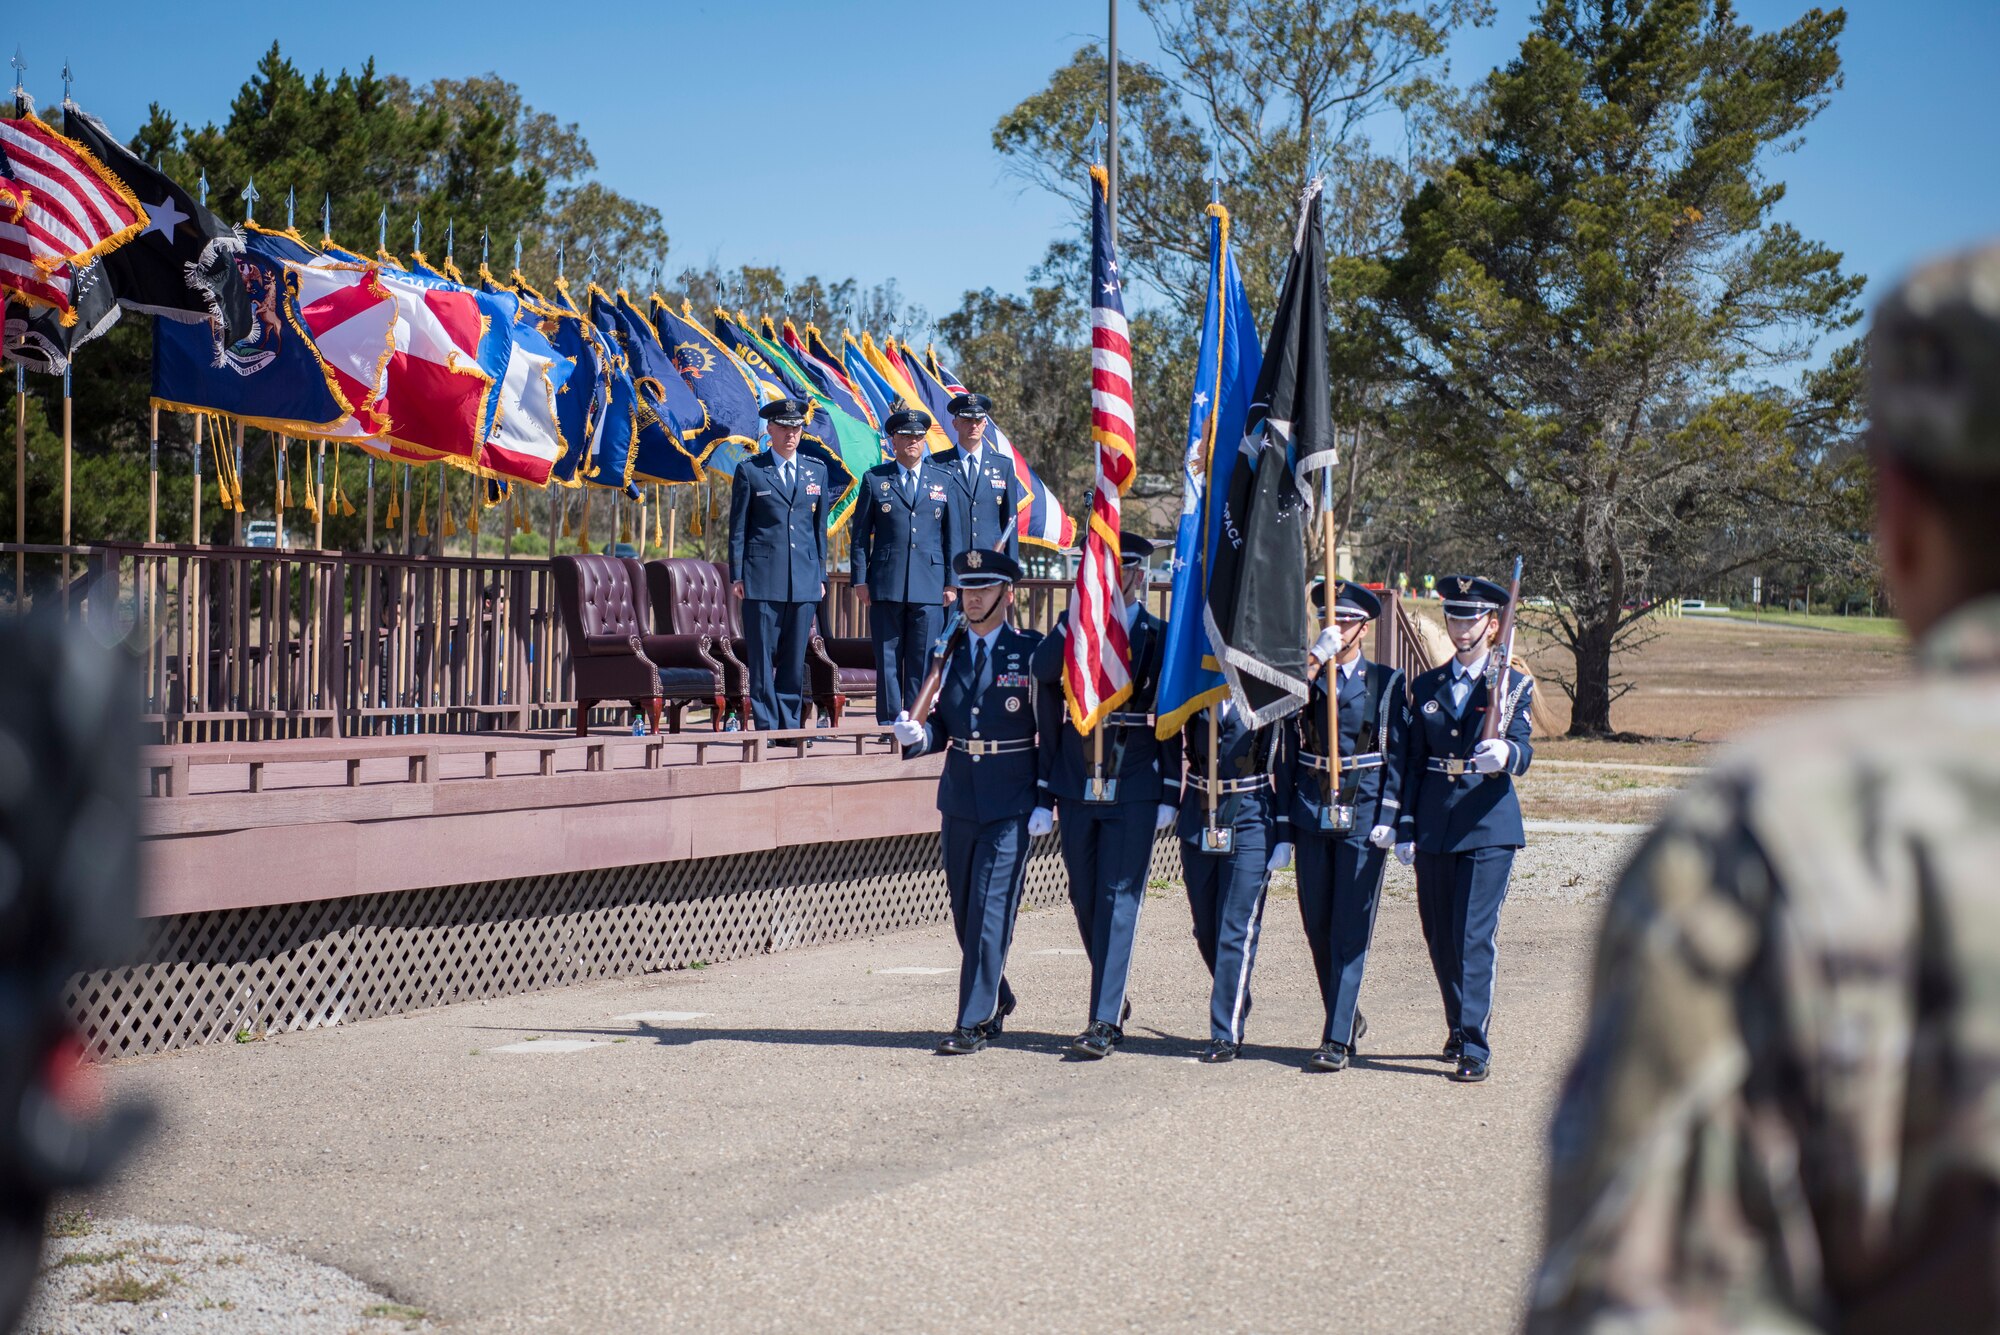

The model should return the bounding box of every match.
[1868,240,2000,476]
[952,547,1022,588]
[1311,579,1381,622]
[1118,533,1156,569]
[1438,574,1509,619]
[883,408,933,437]
[758,398,809,427]
[947,392,992,421]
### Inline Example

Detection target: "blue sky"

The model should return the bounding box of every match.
[8,1,1996,325]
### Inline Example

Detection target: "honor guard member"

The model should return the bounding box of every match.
[850,409,962,722]
[891,549,1045,1055]
[937,393,1021,562]
[1528,241,2000,1333]
[1029,534,1182,1059]
[1177,697,1288,1063]
[1396,574,1533,1083]
[728,399,830,731]
[1273,580,1407,1072]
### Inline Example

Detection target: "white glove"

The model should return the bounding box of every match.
[1266,842,1294,873]
[890,711,926,748]
[1310,627,1339,663]
[1471,738,1509,774]
[1027,807,1055,838]
[1394,842,1416,866]
[1367,824,1395,849]
[1156,803,1177,831]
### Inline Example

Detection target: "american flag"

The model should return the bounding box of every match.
[1062,165,1138,733]
[0,113,145,320]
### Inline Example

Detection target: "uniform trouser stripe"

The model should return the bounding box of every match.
[1057,801,1155,1026]
[1179,818,1272,1044]
[1296,833,1390,1045]
[1413,845,1514,1062]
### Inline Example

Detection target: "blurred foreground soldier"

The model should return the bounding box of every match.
[1528,242,2000,1331]
[1273,581,1406,1072]
[729,399,830,730]
[937,392,1021,562]
[1400,574,1534,1084]
[850,409,960,723]
[892,550,1044,1055]
[1,617,150,1331]
[1030,534,1181,1059]
[1177,696,1287,1064]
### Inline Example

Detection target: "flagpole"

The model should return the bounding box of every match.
[1107,0,1119,243]
[13,365,24,611]
[275,434,287,551]
[401,465,412,554]
[314,441,327,549]
[60,368,72,607]
[1322,452,1339,818]
[365,456,375,551]
[547,486,560,560]
[148,404,160,544]
[231,423,245,546]
[191,413,203,545]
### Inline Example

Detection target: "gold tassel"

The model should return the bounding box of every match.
[578,498,592,550]
[561,497,575,538]
[414,471,429,537]
[653,486,666,548]
[467,502,479,535]
[415,504,430,538]
[385,486,401,526]
[442,501,457,539]
[619,509,634,544]
[689,488,703,538]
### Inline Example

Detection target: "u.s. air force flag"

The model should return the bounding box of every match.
[1204,177,1334,728]
[1155,202,1263,739]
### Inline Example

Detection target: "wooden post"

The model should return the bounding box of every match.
[503,487,514,561]
[666,489,677,558]
[191,414,204,544]
[1322,466,1340,814]
[1205,704,1219,831]
[436,467,446,555]
[231,421,245,546]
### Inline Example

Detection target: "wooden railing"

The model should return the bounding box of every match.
[5,537,1423,743]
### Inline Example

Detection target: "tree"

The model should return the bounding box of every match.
[1380,0,1863,735]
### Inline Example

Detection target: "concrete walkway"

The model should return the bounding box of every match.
[82,835,1630,1334]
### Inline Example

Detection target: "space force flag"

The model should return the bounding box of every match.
[1155,203,1262,738]
[1204,177,1334,728]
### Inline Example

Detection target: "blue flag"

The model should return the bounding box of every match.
[584,290,646,492]
[652,297,763,477]
[150,227,355,436]
[538,277,612,485]
[1155,204,1263,739]
[840,331,901,424]
[711,312,813,401]
[593,288,698,487]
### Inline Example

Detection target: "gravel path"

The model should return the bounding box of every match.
[43,830,1640,1334]
[23,1215,433,1333]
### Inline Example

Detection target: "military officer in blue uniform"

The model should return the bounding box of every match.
[892,549,1046,1055]
[934,392,1021,562]
[1176,698,1287,1063]
[1272,581,1407,1072]
[1396,574,1534,1083]
[1029,534,1181,1059]
[850,409,962,723]
[728,398,830,731]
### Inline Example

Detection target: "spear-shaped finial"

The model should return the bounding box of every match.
[411,216,422,255]
[241,177,260,222]
[321,194,332,240]
[447,218,456,262]
[286,186,296,231]
[60,58,71,103]
[9,47,24,101]
[1211,133,1224,204]
[512,234,522,272]
[198,170,209,208]
[649,265,660,294]
[556,242,565,280]
[377,208,387,254]
[479,227,487,268]
[1084,116,1106,166]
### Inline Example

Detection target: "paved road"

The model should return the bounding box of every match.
[89,836,1628,1334]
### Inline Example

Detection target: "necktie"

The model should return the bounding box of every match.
[973,639,989,686]
[782,460,794,491]
[903,469,917,502]
[963,453,976,482]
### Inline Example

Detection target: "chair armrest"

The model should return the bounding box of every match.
[805,634,839,696]
[638,633,724,677]
[581,632,645,658]
[821,636,875,671]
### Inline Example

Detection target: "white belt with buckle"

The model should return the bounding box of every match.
[1186,773,1270,795]
[1102,712,1153,728]
[1300,751,1383,773]
[953,737,1033,757]
[1426,757,1475,777]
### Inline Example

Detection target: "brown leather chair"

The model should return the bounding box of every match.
[553,554,728,735]
[641,558,751,729]
[806,600,877,727]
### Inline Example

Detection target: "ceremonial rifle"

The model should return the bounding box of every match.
[1479,556,1525,744]
[906,608,967,728]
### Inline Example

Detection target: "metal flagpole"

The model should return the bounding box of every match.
[60,367,71,606]
[364,456,375,550]
[231,422,244,545]
[13,364,24,610]
[401,465,412,553]
[191,413,203,543]
[314,440,326,549]
[148,404,160,543]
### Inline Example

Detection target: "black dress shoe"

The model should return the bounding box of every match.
[1070,1022,1118,1060]
[1353,1012,1369,1048]
[983,994,1018,1038]
[1441,1033,1464,1063]
[1305,1041,1351,1072]
[1201,1039,1238,1064]
[936,1027,988,1055]
[1121,997,1132,1025]
[1448,1053,1490,1083]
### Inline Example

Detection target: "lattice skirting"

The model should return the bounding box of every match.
[70,830,1185,1060]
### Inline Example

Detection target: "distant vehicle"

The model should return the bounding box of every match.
[1523,595,1556,608]
[1679,598,1707,610]
[611,542,640,559]
[243,521,278,549]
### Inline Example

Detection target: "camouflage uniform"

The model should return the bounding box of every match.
[1528,242,2000,1333]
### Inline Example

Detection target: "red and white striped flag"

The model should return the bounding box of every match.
[1062,165,1138,733]
[0,113,145,320]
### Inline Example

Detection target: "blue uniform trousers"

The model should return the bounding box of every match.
[1295,832,1388,1047]
[1181,820,1271,1045]
[869,599,940,724]
[1056,799,1155,1027]
[743,598,817,730]
[942,814,1027,1031]
[1413,846,1515,1063]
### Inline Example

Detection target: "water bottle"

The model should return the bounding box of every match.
[631,715,646,737]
